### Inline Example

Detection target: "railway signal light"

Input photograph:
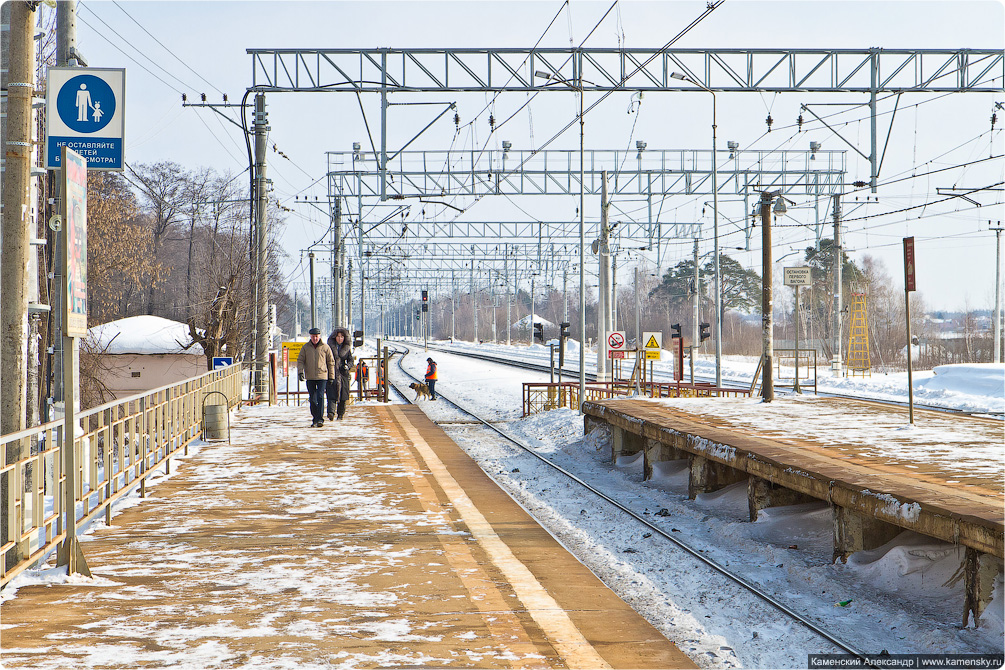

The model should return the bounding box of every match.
[353,330,364,348]
[421,289,428,302]
[558,322,570,368]
[533,322,544,343]
[415,309,420,320]
[699,322,711,342]
[671,323,681,339]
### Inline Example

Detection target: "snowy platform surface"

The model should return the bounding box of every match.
[584,396,1004,558]
[1,403,690,670]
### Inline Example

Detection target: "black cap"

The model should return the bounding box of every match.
[427,357,433,361]
[309,327,321,335]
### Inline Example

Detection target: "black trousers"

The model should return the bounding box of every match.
[426,379,436,399]
[306,379,327,423]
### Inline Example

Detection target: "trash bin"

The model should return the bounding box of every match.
[202,391,231,442]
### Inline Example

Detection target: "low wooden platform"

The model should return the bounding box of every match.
[582,396,1004,627]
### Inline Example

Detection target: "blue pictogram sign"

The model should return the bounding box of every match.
[213,357,234,370]
[46,67,125,170]
[56,75,116,133]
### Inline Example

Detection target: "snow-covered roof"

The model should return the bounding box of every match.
[88,315,198,355]
[511,313,557,329]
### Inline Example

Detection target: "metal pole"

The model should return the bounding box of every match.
[905,286,915,424]
[711,90,722,390]
[994,225,1002,363]
[309,252,316,329]
[760,193,774,402]
[634,266,641,395]
[578,84,586,410]
[692,238,699,383]
[794,285,802,393]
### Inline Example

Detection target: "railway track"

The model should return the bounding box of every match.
[410,340,1003,419]
[385,342,877,665]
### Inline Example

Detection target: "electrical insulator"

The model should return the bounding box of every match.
[797,114,803,131]
[488,114,495,130]
[992,112,998,130]
[766,114,773,132]
[454,112,460,128]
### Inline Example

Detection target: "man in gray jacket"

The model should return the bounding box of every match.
[297,327,336,427]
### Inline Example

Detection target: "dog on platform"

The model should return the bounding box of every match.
[408,382,431,401]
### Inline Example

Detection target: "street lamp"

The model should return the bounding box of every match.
[672,71,722,389]
[537,68,587,410]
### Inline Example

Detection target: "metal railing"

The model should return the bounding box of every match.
[522,380,750,416]
[1,364,242,587]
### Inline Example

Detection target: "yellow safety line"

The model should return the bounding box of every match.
[390,406,612,669]
[376,411,551,667]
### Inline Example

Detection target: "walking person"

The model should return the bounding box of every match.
[425,357,438,400]
[326,327,355,421]
[297,327,336,427]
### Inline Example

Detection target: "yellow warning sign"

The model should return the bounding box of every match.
[645,350,662,360]
[645,335,659,348]
[283,341,305,363]
[642,331,662,350]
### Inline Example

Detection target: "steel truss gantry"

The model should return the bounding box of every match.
[250,47,1003,94]
[328,148,847,200]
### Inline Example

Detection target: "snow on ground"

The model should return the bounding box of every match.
[5,337,1002,669]
[398,339,1004,667]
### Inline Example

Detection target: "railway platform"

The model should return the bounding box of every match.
[582,395,1005,628]
[1,403,692,670]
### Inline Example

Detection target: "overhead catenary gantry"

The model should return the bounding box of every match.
[246,45,1002,341]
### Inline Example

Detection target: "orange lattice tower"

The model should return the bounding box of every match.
[846,291,871,377]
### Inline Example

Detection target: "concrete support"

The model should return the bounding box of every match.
[643,438,684,481]
[831,505,902,562]
[963,548,1002,628]
[747,476,818,522]
[610,425,643,464]
[688,454,746,500]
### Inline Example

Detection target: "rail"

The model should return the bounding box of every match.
[1,364,243,587]
[522,380,750,416]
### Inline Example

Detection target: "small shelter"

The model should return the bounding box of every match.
[86,315,205,399]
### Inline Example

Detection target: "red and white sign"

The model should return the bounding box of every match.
[903,237,916,292]
[607,331,626,350]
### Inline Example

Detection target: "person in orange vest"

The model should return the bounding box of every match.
[376,360,385,390]
[357,359,369,392]
[424,357,437,400]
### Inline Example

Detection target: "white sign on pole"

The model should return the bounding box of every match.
[783,266,812,286]
[46,67,126,170]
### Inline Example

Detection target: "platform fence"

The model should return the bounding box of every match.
[522,380,750,416]
[1,364,242,587]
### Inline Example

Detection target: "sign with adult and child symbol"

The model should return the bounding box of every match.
[46,67,125,170]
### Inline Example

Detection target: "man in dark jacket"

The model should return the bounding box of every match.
[326,327,355,420]
[297,327,336,427]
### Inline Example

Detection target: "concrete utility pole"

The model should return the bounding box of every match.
[253,93,269,398]
[1,1,36,437]
[832,193,843,376]
[760,192,775,402]
[596,171,612,380]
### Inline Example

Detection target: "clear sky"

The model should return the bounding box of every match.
[61,0,1004,312]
